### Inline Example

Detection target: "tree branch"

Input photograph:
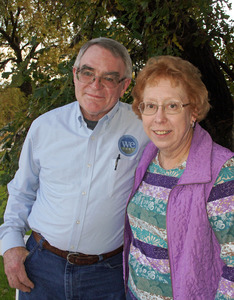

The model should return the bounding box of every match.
[217,59,234,80]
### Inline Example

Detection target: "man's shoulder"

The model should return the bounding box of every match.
[118,101,133,112]
[116,102,149,145]
[118,101,140,120]
[32,102,77,126]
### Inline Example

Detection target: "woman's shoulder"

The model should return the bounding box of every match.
[211,142,233,169]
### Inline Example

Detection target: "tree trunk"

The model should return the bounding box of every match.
[179,18,233,150]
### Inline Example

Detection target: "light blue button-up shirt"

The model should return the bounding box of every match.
[0,101,149,255]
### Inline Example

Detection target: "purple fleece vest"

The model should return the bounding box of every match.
[124,124,233,299]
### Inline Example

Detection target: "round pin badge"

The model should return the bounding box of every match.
[118,135,139,156]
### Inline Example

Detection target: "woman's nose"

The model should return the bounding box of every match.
[153,106,167,122]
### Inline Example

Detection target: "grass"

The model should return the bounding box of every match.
[0,256,16,300]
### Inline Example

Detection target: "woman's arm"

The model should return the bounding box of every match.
[207,157,234,299]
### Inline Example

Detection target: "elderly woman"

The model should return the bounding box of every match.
[124,56,233,300]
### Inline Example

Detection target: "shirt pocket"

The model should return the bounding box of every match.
[108,156,138,199]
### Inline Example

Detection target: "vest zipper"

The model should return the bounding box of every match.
[166,186,175,299]
[166,183,189,299]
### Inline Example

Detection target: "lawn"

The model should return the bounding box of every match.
[0,256,16,300]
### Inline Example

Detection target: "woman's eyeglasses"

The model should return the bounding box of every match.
[138,100,190,115]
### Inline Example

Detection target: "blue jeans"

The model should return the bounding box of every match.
[19,234,126,300]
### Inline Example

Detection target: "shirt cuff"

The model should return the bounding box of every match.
[1,231,26,255]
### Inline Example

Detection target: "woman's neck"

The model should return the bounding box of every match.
[158,150,189,170]
[158,130,193,170]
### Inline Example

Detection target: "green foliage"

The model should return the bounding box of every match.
[0,87,27,128]
[0,174,7,224]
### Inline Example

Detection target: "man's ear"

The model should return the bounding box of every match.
[120,78,131,97]
[72,67,77,82]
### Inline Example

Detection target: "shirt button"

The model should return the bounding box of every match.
[87,163,91,168]
[76,220,80,224]
[82,191,86,195]
[91,136,95,140]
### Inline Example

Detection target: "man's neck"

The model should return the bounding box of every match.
[84,118,98,130]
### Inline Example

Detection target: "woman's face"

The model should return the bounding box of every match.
[141,78,196,157]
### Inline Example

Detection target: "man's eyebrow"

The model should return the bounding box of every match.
[104,71,120,77]
[80,65,94,71]
[80,65,120,77]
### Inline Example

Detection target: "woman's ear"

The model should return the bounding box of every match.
[190,110,198,128]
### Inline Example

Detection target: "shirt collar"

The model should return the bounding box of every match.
[76,100,120,127]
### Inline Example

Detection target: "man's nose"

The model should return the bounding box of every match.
[91,76,103,89]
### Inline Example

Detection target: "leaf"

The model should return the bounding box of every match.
[2,72,11,79]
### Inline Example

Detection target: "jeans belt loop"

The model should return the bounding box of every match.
[98,255,104,262]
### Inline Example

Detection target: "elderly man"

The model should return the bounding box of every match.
[0,37,149,299]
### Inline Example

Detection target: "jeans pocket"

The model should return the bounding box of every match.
[24,233,43,264]
[102,252,123,270]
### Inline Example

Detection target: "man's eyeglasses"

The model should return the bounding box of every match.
[138,100,190,115]
[76,68,126,89]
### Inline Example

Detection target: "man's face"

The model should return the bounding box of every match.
[73,45,131,121]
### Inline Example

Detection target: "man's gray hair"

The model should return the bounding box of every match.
[73,37,132,78]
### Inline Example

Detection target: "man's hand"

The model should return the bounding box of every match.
[3,247,34,292]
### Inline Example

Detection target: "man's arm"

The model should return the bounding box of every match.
[0,124,40,291]
[0,123,39,253]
